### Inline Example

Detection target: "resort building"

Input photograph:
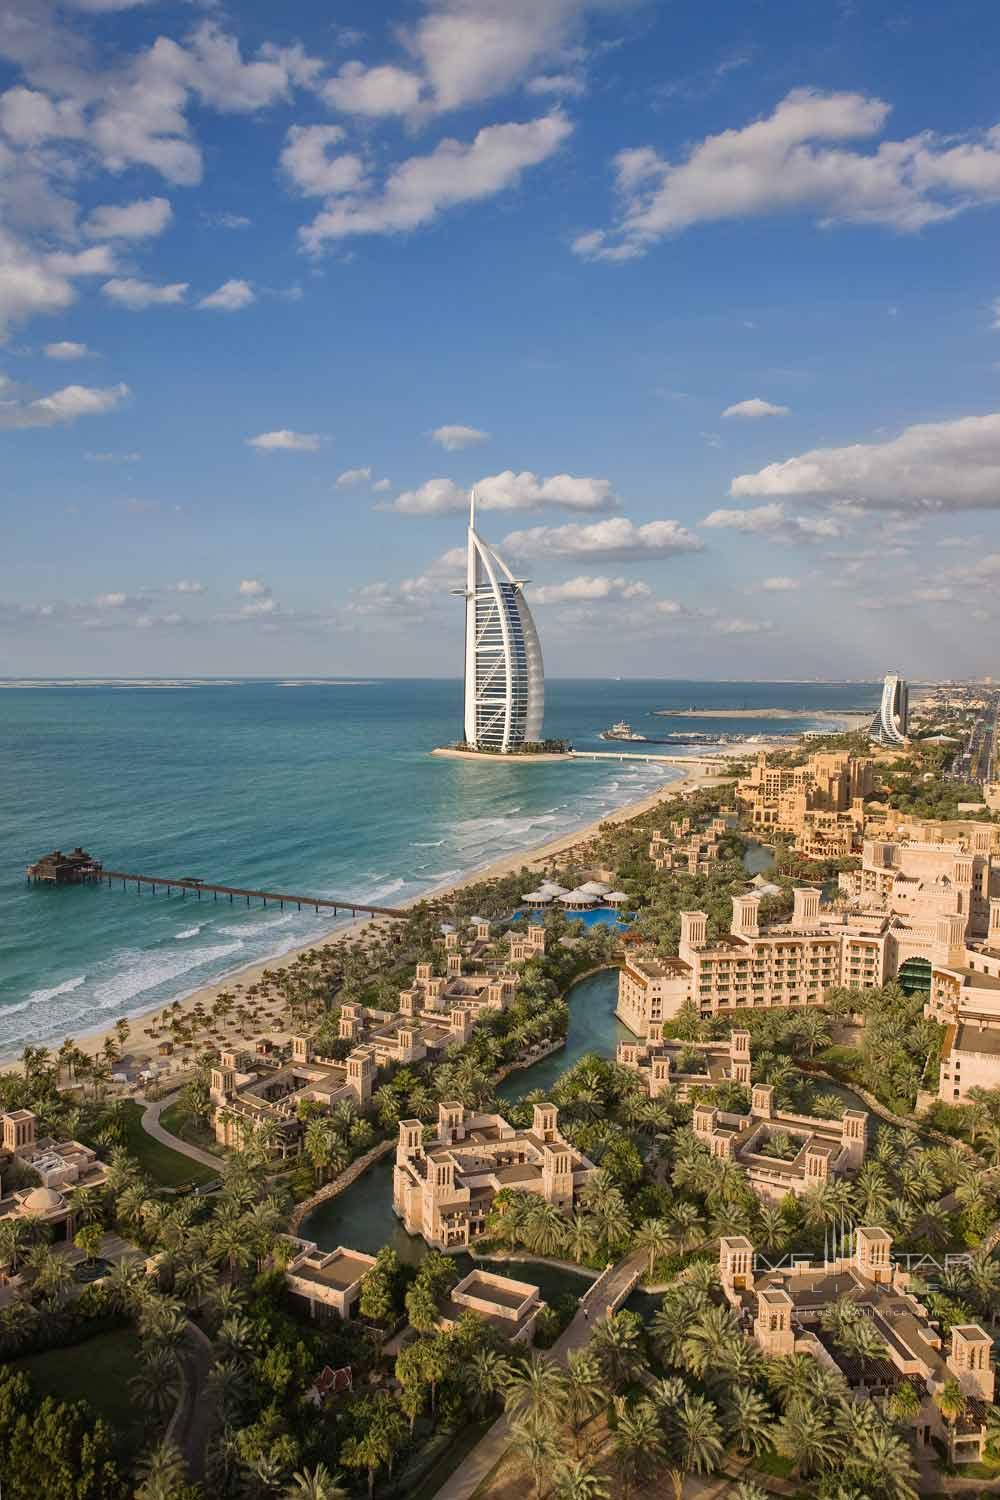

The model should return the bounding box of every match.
[25,846,103,883]
[617,1024,753,1099]
[692,1082,868,1203]
[925,897,1000,1102]
[864,809,1000,857]
[211,1038,375,1153]
[649,813,739,874]
[436,1268,546,1345]
[283,1239,378,1321]
[870,671,910,746]
[458,490,545,753]
[0,1109,108,1243]
[719,1229,995,1463]
[736,749,873,857]
[839,828,999,944]
[393,1100,596,1251]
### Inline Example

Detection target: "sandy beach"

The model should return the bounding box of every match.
[7,759,729,1078]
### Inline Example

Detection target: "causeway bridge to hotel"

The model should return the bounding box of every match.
[569,749,729,767]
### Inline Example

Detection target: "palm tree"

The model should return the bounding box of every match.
[842,1317,887,1386]
[552,1460,609,1499]
[505,1352,569,1428]
[934,1376,966,1438]
[135,1439,188,1500]
[508,1415,561,1500]
[522,1199,570,1257]
[634,1217,673,1278]
[283,1466,347,1500]
[775,1399,844,1479]
[590,1310,643,1390]
[565,1212,598,1266]
[176,1257,215,1311]
[461,1348,514,1419]
[756,1202,789,1255]
[612,1397,664,1500]
[669,1391,725,1477]
[724,1385,772,1456]
[853,1424,919,1500]
[564,1348,606,1457]
[680,1303,742,1377]
[668,1200,701,1249]
[130,1349,181,1418]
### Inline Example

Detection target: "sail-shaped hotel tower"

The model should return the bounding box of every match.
[456,492,544,752]
[871,672,909,745]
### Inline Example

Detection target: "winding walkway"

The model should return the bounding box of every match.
[434,1250,644,1500]
[140,1094,224,1171]
[166,1321,217,1482]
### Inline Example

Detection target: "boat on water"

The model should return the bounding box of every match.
[600,721,648,742]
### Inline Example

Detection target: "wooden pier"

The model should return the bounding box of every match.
[99,872,407,918]
[26,853,406,918]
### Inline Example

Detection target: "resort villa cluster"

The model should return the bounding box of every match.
[393,1100,595,1251]
[720,1228,997,1462]
[0,1108,108,1243]
[210,919,549,1153]
[618,1027,870,1203]
[736,747,875,859]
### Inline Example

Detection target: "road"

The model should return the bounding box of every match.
[166,1321,217,1482]
[434,1251,644,1500]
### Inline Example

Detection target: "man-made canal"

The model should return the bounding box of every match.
[301,964,875,1271]
[301,969,626,1277]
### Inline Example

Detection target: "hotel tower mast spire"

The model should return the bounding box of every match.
[456,488,544,752]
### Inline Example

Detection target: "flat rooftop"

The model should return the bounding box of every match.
[293,1250,374,1290]
[459,1274,531,1309]
[954,1023,1000,1057]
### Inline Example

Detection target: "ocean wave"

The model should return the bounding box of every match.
[362,877,407,902]
[174,925,205,940]
[215,914,297,938]
[411,840,445,848]
[3,974,89,1018]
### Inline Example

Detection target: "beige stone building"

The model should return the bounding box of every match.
[617,1025,753,1099]
[393,1101,596,1251]
[737,749,874,857]
[720,1229,996,1462]
[284,1239,377,1320]
[648,813,739,875]
[0,1109,107,1244]
[211,1038,375,1153]
[437,1268,546,1344]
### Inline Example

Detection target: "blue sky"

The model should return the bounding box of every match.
[3,0,1000,680]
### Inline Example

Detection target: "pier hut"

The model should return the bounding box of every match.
[26,847,102,884]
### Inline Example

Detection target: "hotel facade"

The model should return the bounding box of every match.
[457,491,544,753]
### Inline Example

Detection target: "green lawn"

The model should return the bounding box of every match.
[118,1099,217,1187]
[159,1100,221,1155]
[13,1326,147,1453]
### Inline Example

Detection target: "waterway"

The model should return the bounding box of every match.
[301,968,628,1280]
[301,964,878,1271]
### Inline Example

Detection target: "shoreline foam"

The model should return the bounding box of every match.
[0,760,730,1074]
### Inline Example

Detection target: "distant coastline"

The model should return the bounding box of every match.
[654,709,872,725]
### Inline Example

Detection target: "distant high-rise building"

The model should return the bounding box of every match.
[456,491,544,752]
[871,672,909,745]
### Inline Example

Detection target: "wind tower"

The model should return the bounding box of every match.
[453,489,544,752]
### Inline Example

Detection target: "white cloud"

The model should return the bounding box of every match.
[101,277,188,309]
[912,586,955,603]
[0,229,105,337]
[730,411,1000,514]
[83,197,173,240]
[759,575,801,591]
[170,579,205,594]
[502,516,704,561]
[722,398,789,419]
[525,73,586,98]
[992,297,1000,330]
[85,450,141,462]
[574,88,1000,261]
[299,112,572,250]
[532,575,652,604]
[406,0,605,115]
[321,62,423,117]
[432,423,490,450]
[241,596,276,616]
[373,478,392,492]
[702,504,841,541]
[390,470,617,515]
[94,591,130,608]
[44,340,89,359]
[239,579,270,596]
[203,211,252,230]
[198,278,255,311]
[63,0,152,11]
[280,125,366,198]
[0,380,128,430]
[246,429,321,452]
[713,616,774,635]
[337,466,372,487]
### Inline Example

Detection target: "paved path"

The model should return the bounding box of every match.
[166,1321,217,1482]
[435,1251,644,1500]
[140,1095,223,1171]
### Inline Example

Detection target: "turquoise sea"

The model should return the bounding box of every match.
[0,678,878,1057]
